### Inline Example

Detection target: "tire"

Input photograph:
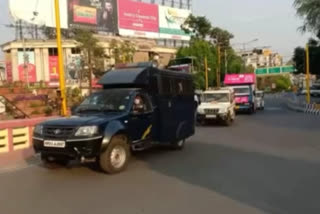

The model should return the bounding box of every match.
[171,139,185,150]
[99,135,130,174]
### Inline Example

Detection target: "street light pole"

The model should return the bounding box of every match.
[54,0,67,116]
[305,44,311,104]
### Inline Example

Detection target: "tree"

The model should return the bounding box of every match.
[275,75,292,91]
[73,29,106,94]
[210,27,234,48]
[292,39,320,75]
[294,0,320,35]
[109,39,136,64]
[182,15,212,39]
[176,39,217,89]
[180,15,242,88]
[293,47,305,74]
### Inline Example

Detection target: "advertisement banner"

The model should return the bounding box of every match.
[5,53,13,82]
[48,56,60,87]
[9,0,68,29]
[159,6,191,40]
[224,74,256,85]
[118,0,159,38]
[17,51,37,83]
[68,0,117,33]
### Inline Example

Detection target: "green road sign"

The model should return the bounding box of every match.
[255,66,295,75]
[256,68,268,75]
[282,66,295,73]
[268,67,281,74]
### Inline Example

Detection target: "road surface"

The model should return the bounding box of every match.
[0,97,319,214]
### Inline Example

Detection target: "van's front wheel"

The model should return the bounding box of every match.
[99,135,130,174]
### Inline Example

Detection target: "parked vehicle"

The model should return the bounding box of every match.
[255,91,265,110]
[224,74,257,114]
[33,62,196,174]
[197,87,236,126]
[297,87,320,97]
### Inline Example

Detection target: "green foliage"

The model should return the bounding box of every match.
[182,15,212,39]
[43,106,53,116]
[66,87,84,108]
[30,109,40,115]
[109,39,136,64]
[176,39,217,89]
[210,27,234,47]
[293,39,320,75]
[275,76,292,91]
[294,0,320,35]
[293,47,305,74]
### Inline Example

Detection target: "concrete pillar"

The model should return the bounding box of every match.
[42,48,50,82]
[11,49,18,82]
[34,48,43,82]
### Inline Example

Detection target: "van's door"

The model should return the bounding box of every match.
[128,93,154,144]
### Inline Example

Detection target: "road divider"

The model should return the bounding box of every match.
[0,117,56,167]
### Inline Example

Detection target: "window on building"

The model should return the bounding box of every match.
[48,48,58,56]
[71,48,81,54]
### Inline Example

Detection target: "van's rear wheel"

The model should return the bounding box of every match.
[99,135,130,174]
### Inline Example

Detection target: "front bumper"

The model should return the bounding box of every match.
[197,113,228,121]
[235,104,251,111]
[33,136,103,159]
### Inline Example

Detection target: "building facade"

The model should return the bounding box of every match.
[240,48,283,69]
[1,36,177,87]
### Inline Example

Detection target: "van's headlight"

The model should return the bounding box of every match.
[219,109,227,114]
[75,126,99,136]
[34,125,43,135]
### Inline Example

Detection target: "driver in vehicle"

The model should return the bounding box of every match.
[133,95,145,113]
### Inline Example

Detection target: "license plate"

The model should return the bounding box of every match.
[206,115,217,119]
[44,140,66,148]
[235,106,240,109]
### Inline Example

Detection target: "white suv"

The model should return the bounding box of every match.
[197,88,236,126]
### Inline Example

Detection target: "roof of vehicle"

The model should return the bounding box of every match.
[204,87,234,94]
[98,62,192,87]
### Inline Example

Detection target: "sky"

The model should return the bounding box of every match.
[0,0,313,61]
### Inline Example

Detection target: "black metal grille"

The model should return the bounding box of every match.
[43,126,76,139]
[205,109,219,115]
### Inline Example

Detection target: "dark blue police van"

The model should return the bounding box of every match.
[33,62,196,174]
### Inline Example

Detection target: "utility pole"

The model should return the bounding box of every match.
[204,57,208,90]
[216,45,221,88]
[225,49,228,74]
[54,0,67,116]
[305,44,311,104]
[88,49,93,95]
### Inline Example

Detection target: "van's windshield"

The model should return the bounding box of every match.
[77,89,132,113]
[232,87,250,95]
[203,93,229,103]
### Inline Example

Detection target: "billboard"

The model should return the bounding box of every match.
[118,0,159,39]
[17,51,37,83]
[159,6,191,40]
[48,56,60,87]
[224,74,256,85]
[9,0,68,29]
[68,0,118,32]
